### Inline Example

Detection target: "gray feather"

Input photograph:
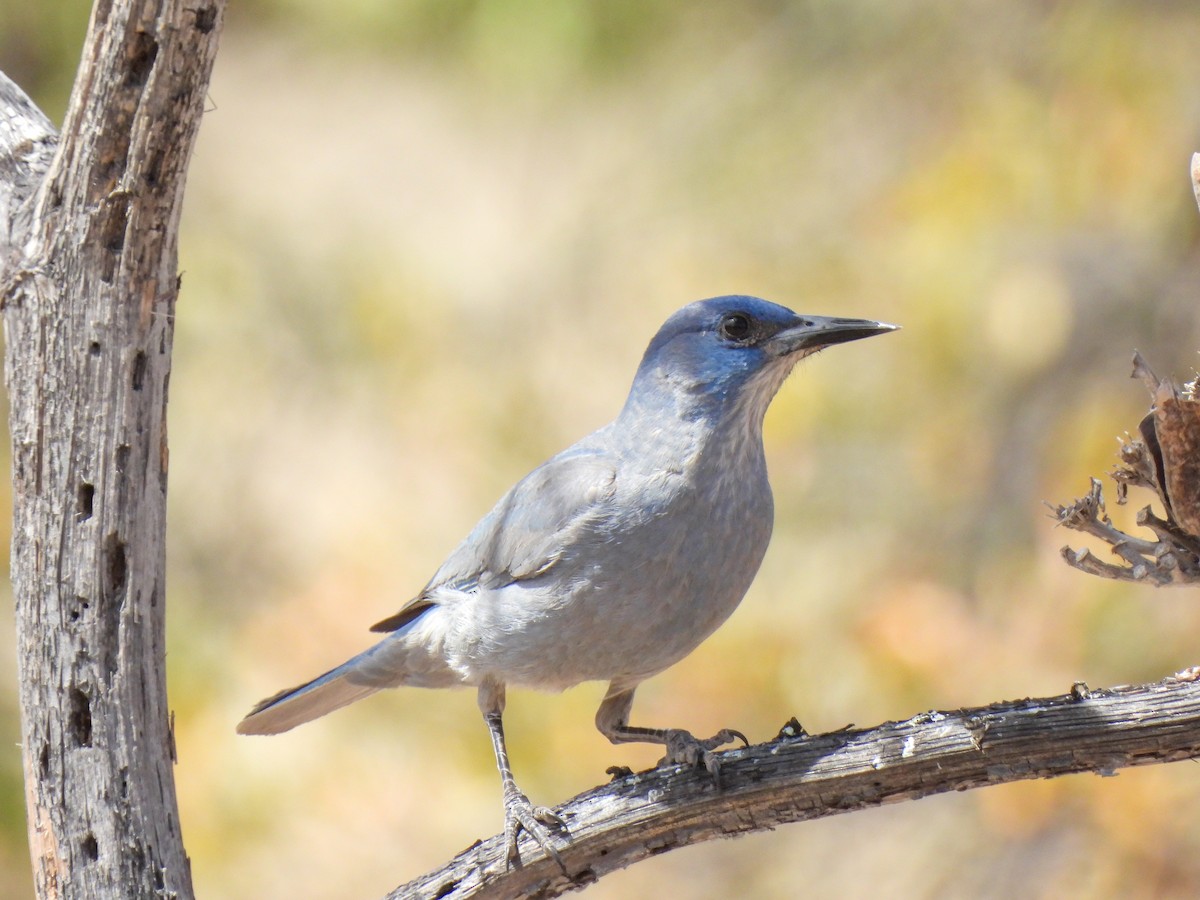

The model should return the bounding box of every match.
[426,448,617,593]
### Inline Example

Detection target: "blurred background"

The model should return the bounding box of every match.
[4,1,1200,897]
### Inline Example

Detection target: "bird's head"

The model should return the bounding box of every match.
[624,295,898,424]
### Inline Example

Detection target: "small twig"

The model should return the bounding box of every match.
[1052,479,1197,585]
[1059,545,1171,585]
[1138,508,1200,574]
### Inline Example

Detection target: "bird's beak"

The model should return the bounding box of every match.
[766,316,899,358]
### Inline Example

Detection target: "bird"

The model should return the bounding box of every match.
[238,295,897,869]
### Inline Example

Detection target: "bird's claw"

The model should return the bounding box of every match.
[502,789,569,872]
[659,727,749,778]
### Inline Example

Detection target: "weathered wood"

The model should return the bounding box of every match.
[396,672,1200,899]
[0,1,225,896]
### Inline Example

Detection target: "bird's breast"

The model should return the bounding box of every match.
[445,434,776,690]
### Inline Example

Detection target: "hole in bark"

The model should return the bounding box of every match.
[126,32,159,88]
[39,742,50,777]
[101,534,127,679]
[131,351,146,391]
[432,880,461,899]
[103,533,127,601]
[69,687,92,747]
[70,596,90,622]
[97,200,129,283]
[143,149,162,189]
[76,483,94,520]
[573,868,598,886]
[194,5,217,32]
[159,430,169,491]
[88,341,101,356]
[646,839,676,858]
[102,202,127,254]
[81,833,98,861]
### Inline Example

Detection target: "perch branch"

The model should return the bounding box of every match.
[393,670,1200,900]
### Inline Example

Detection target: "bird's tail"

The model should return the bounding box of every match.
[236,658,383,735]
[237,609,453,735]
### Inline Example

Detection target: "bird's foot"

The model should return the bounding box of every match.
[502,788,570,872]
[659,727,749,778]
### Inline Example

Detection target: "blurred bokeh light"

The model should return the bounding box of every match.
[4,2,1200,898]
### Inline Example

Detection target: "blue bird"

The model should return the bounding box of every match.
[238,295,897,869]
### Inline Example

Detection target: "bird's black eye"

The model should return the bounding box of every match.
[718,313,753,342]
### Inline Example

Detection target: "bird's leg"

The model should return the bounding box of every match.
[594,684,749,779]
[478,680,568,871]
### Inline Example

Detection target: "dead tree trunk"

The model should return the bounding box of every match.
[0,1,225,896]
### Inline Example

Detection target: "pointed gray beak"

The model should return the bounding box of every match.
[766,315,899,358]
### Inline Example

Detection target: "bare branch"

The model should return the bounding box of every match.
[393,671,1200,899]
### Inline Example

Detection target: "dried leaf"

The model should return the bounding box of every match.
[1130,351,1200,538]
